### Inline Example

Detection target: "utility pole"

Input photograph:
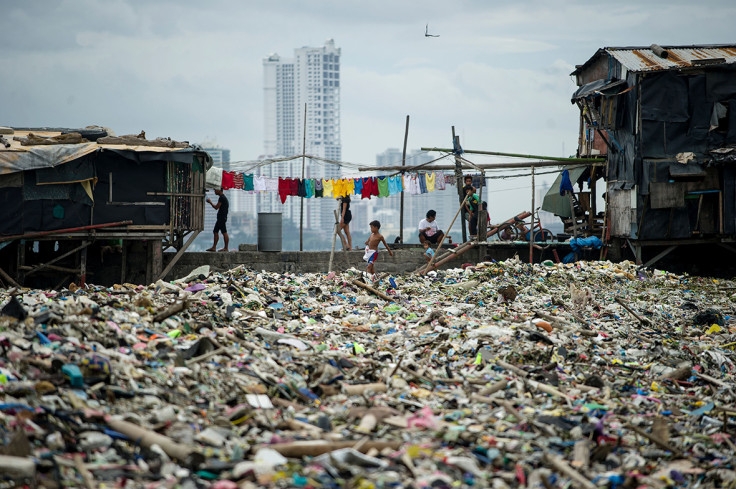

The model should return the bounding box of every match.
[400,115,409,243]
[300,103,306,251]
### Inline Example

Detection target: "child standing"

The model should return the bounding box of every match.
[423,241,435,262]
[363,220,393,279]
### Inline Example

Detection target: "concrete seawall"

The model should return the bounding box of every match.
[163,249,432,279]
[162,242,570,280]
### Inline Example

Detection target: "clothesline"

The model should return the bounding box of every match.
[206,167,459,204]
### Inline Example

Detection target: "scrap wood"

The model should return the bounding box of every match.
[263,440,403,457]
[351,279,393,301]
[153,299,188,323]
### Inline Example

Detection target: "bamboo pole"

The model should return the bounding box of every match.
[263,440,402,458]
[300,103,307,252]
[529,167,535,264]
[352,279,393,301]
[400,115,409,242]
[328,208,339,273]
[452,128,467,243]
[420,147,605,163]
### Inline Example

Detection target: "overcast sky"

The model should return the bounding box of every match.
[2,0,735,219]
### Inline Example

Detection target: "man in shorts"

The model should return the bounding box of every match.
[206,189,229,252]
[418,210,446,245]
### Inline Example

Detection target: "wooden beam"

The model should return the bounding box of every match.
[25,241,90,277]
[157,231,199,282]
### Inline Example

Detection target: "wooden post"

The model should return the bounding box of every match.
[328,208,340,273]
[529,167,535,264]
[400,115,409,243]
[120,240,127,284]
[477,170,487,261]
[300,103,307,251]
[452,128,467,243]
[79,245,88,287]
[567,191,578,238]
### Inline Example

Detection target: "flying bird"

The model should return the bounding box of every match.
[425,24,439,38]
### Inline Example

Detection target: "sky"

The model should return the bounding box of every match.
[2,0,735,221]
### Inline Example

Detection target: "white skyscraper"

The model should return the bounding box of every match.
[262,39,342,231]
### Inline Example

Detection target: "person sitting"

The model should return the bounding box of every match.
[418,210,446,245]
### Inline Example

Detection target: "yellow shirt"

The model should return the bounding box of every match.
[323,179,334,198]
[426,171,436,192]
[345,178,355,196]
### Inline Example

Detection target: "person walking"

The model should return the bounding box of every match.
[206,189,229,252]
[337,195,352,251]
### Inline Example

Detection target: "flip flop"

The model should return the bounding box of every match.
[206,247,216,252]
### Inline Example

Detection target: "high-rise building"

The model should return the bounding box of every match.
[262,39,342,231]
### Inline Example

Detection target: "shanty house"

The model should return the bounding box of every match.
[570,44,736,266]
[0,127,211,287]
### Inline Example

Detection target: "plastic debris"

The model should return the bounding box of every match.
[0,259,735,487]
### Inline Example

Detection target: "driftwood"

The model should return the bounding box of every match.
[105,417,203,466]
[343,382,387,396]
[351,279,392,301]
[153,300,188,323]
[264,440,402,457]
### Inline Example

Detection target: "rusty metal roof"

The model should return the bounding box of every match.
[572,44,736,75]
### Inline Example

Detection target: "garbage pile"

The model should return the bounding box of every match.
[1,258,736,488]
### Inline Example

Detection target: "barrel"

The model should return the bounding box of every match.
[258,213,282,252]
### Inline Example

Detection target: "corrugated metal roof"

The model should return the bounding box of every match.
[608,45,736,72]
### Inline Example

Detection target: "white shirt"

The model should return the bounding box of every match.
[418,218,439,236]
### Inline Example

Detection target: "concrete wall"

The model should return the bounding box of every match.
[163,249,432,279]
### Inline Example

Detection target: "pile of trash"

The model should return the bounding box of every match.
[1,258,736,488]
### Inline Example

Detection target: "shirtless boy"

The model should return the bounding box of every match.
[363,220,393,278]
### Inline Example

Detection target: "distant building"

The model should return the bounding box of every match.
[262,39,342,230]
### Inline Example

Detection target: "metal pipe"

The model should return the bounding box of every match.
[0,220,133,243]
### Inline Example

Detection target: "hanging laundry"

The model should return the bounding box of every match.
[266,177,279,193]
[370,177,380,198]
[361,177,372,199]
[314,179,324,198]
[232,172,244,190]
[388,175,401,195]
[243,174,254,191]
[435,171,446,191]
[297,179,307,197]
[221,171,236,190]
[345,178,355,196]
[206,166,224,189]
[305,179,314,198]
[322,178,334,198]
[418,173,428,194]
[353,177,363,196]
[278,177,290,204]
[376,176,389,197]
[407,174,420,195]
[253,175,266,192]
[426,171,436,192]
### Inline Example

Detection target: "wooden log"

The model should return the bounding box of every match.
[614,297,652,326]
[0,265,20,288]
[153,300,188,323]
[542,452,597,489]
[478,379,508,396]
[106,417,203,466]
[263,440,402,458]
[351,279,392,301]
[625,423,683,457]
[343,382,387,396]
[0,454,36,478]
